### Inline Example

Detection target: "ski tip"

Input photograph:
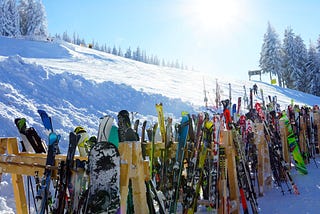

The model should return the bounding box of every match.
[118,109,129,116]
[37,109,46,115]
[74,126,86,134]
[15,118,26,131]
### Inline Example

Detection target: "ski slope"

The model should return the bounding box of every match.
[0,37,320,213]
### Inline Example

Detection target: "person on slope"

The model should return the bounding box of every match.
[253,84,258,95]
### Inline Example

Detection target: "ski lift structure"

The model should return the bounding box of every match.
[248,69,262,81]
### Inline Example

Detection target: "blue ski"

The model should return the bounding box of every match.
[36,110,60,214]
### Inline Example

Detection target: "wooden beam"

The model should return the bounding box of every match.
[0,138,7,181]
[118,141,149,213]
[279,120,290,164]
[144,141,178,158]
[225,130,240,213]
[0,153,87,177]
[6,138,28,214]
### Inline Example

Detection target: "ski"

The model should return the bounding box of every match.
[208,114,221,210]
[38,109,61,154]
[155,103,169,191]
[117,110,132,142]
[14,118,47,153]
[169,114,189,213]
[55,132,80,214]
[187,143,207,214]
[36,110,60,214]
[74,126,89,157]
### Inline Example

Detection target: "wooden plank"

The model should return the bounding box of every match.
[254,123,265,196]
[226,146,239,213]
[131,141,148,213]
[0,153,87,177]
[298,116,308,163]
[118,142,132,214]
[6,138,28,214]
[145,141,178,158]
[0,138,7,181]
[279,120,290,164]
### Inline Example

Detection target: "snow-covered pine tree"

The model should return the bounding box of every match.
[18,0,47,38]
[18,0,28,35]
[0,1,4,35]
[282,27,298,88]
[291,35,308,92]
[124,47,132,59]
[259,22,283,86]
[306,44,320,96]
[1,0,20,37]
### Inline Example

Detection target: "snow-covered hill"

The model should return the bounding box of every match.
[0,36,319,213]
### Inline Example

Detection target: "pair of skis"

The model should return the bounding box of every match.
[14,117,47,153]
[36,110,61,214]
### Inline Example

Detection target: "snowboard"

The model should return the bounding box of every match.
[97,115,114,142]
[108,125,120,147]
[280,113,308,175]
[85,141,121,214]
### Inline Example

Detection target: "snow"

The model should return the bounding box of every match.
[0,36,320,213]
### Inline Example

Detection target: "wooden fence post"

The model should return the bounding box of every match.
[6,138,28,214]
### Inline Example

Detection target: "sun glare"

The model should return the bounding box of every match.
[182,0,245,35]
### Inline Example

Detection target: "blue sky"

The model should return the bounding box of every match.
[42,0,320,80]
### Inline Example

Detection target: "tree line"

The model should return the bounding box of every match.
[259,22,320,96]
[56,31,189,70]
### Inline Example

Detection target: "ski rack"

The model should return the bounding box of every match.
[1,114,319,214]
[0,138,150,214]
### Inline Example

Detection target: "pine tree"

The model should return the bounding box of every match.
[1,0,20,37]
[62,31,71,42]
[306,44,320,95]
[18,0,28,35]
[125,47,132,59]
[117,46,123,56]
[134,46,141,61]
[291,35,308,92]
[18,0,48,38]
[112,45,117,55]
[282,27,297,88]
[259,22,283,86]
[0,1,3,35]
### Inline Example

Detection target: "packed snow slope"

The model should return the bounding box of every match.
[0,36,320,213]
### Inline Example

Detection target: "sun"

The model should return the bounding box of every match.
[181,0,245,35]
